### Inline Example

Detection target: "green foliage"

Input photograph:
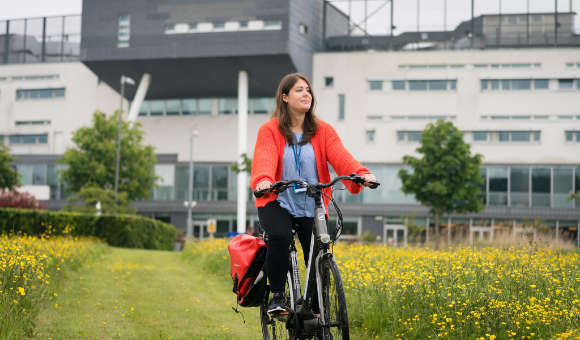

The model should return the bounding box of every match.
[64,186,135,214]
[398,120,485,224]
[231,153,252,174]
[59,111,157,201]
[361,231,378,243]
[0,143,20,190]
[0,208,176,250]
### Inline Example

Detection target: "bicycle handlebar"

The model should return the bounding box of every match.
[253,174,380,198]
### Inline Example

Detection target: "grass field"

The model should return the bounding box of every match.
[2,233,579,339]
[184,238,580,340]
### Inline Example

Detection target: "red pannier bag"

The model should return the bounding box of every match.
[228,234,267,307]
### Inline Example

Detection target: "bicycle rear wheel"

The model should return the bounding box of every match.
[319,256,349,340]
[260,272,296,340]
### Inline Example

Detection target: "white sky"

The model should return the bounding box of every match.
[0,0,577,34]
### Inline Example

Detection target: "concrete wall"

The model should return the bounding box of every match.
[0,62,123,154]
[313,48,580,165]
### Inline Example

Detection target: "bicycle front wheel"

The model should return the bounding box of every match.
[260,272,295,340]
[319,256,349,340]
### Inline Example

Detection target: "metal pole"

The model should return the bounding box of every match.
[364,0,368,35]
[471,0,475,48]
[444,0,447,31]
[527,0,530,45]
[555,0,559,47]
[186,133,194,239]
[41,17,46,62]
[3,20,9,64]
[114,79,125,204]
[390,0,394,36]
[237,70,249,233]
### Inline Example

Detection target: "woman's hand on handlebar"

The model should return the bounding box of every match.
[256,180,272,191]
[362,173,378,187]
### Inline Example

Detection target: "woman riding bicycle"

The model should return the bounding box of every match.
[250,73,376,315]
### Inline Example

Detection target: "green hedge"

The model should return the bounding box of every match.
[0,208,176,250]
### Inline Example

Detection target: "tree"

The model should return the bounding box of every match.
[64,186,135,214]
[231,153,252,174]
[60,111,157,201]
[0,143,20,190]
[398,120,485,243]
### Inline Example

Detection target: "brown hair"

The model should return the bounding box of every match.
[272,73,318,145]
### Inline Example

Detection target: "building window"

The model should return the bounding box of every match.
[15,120,50,126]
[138,101,149,116]
[534,79,549,89]
[181,99,197,115]
[409,80,428,91]
[368,80,383,91]
[16,88,65,100]
[252,98,274,115]
[565,131,580,142]
[299,23,308,34]
[198,98,213,115]
[118,15,131,48]
[218,98,237,115]
[9,134,48,145]
[397,131,423,142]
[473,131,488,141]
[264,21,282,29]
[365,129,376,143]
[165,99,181,115]
[558,79,574,89]
[239,21,248,28]
[392,80,405,90]
[324,77,334,87]
[149,100,165,116]
[338,94,345,121]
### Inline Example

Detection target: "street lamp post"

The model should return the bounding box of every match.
[114,75,135,204]
[186,128,199,240]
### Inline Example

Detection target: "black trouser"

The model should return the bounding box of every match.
[258,200,314,293]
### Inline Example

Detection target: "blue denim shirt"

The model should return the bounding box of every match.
[277,132,319,218]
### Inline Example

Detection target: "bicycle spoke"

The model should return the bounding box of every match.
[320,257,349,340]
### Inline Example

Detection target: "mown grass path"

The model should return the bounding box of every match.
[32,247,263,339]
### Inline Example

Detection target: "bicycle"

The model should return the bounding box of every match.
[253,174,380,340]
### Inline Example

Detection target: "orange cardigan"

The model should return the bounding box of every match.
[250,118,370,210]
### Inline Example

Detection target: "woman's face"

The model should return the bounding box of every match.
[283,78,312,115]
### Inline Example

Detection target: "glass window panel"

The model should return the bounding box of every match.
[392,80,405,90]
[576,132,580,142]
[499,131,510,142]
[473,131,488,141]
[38,134,48,144]
[534,79,549,89]
[478,168,487,204]
[488,167,508,206]
[338,94,345,120]
[554,168,574,208]
[510,167,529,207]
[139,101,149,116]
[366,130,375,142]
[155,164,175,186]
[397,131,405,142]
[449,80,457,90]
[211,165,228,201]
[512,79,531,90]
[198,99,212,115]
[409,80,427,91]
[165,99,181,115]
[558,79,574,89]
[17,164,34,185]
[174,165,189,201]
[253,98,274,115]
[218,98,236,114]
[193,164,210,200]
[22,135,36,144]
[149,100,164,115]
[511,131,530,142]
[32,164,47,185]
[533,131,540,142]
[428,80,447,90]
[565,131,573,142]
[407,132,422,141]
[501,79,511,90]
[324,77,334,87]
[369,80,383,91]
[531,168,550,207]
[481,79,488,90]
[363,165,416,205]
[181,99,197,115]
[491,79,500,90]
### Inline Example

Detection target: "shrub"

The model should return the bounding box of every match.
[0,189,47,210]
[0,208,176,250]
